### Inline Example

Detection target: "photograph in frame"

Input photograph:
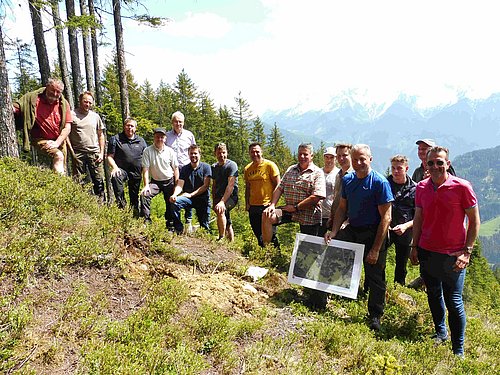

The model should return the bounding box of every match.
[287,233,365,299]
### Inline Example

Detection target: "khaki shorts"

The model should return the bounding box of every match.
[31,139,67,168]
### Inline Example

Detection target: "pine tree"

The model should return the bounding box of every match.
[0,26,19,157]
[250,116,266,148]
[6,39,40,97]
[313,141,326,167]
[267,122,293,172]
[173,69,201,135]
[28,0,51,84]
[230,91,252,167]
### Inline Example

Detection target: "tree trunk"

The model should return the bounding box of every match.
[51,0,74,108]
[112,0,130,121]
[88,0,102,106]
[28,0,51,85]
[0,27,19,158]
[80,0,94,93]
[65,0,82,105]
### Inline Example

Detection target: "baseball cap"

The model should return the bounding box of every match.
[415,138,436,147]
[324,146,336,156]
[153,127,167,135]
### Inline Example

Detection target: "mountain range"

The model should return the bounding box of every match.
[262,93,500,174]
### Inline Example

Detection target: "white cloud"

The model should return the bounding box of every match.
[161,12,232,38]
[6,0,500,114]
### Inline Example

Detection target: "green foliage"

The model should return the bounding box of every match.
[0,301,32,371]
[479,216,500,237]
[1,155,499,374]
[0,158,138,285]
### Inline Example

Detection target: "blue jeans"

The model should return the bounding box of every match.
[418,248,466,355]
[171,196,210,233]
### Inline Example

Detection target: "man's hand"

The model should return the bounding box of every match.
[214,200,226,215]
[410,247,419,265]
[96,152,104,164]
[365,248,379,264]
[263,204,275,218]
[449,250,471,272]
[140,184,151,196]
[43,140,59,150]
[110,167,122,178]
[324,230,337,244]
[281,204,296,213]
[390,223,408,236]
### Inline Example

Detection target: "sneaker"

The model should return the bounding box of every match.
[431,334,449,345]
[408,276,425,290]
[369,316,381,331]
[454,352,465,359]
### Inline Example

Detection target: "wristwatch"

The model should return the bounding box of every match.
[294,204,299,212]
[463,246,473,254]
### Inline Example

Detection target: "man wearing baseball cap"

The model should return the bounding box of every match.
[140,127,179,229]
[319,146,340,237]
[412,139,456,183]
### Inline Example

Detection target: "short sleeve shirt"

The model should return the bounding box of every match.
[108,132,147,179]
[212,159,239,201]
[142,145,178,181]
[321,166,340,218]
[179,162,212,199]
[30,95,72,140]
[166,129,196,168]
[341,170,394,227]
[69,108,104,153]
[279,163,326,226]
[244,159,280,206]
[415,175,477,254]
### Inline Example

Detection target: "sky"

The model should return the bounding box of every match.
[4,0,500,115]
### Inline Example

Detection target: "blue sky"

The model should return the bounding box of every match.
[5,0,500,115]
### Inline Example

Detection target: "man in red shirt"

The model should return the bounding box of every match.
[14,78,72,174]
[410,146,480,358]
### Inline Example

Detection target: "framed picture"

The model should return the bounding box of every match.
[287,233,365,299]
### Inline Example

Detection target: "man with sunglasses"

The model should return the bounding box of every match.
[410,146,480,358]
[409,138,456,289]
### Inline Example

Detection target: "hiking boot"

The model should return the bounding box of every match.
[431,334,449,346]
[369,316,381,331]
[408,276,425,290]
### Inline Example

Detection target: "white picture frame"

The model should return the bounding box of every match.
[287,233,365,299]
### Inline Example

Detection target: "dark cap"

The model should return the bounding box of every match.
[153,127,167,136]
[415,138,436,147]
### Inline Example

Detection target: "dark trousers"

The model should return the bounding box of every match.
[72,151,105,200]
[335,224,387,318]
[249,205,278,247]
[389,232,411,285]
[111,168,141,214]
[140,178,174,227]
[318,217,330,237]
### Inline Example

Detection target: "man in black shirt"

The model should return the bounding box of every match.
[107,118,147,216]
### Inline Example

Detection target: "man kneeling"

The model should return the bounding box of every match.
[170,145,212,234]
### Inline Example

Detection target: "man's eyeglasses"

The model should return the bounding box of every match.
[426,160,445,167]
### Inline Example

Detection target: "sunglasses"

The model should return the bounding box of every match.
[426,160,446,167]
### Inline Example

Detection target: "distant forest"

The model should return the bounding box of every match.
[454,146,500,266]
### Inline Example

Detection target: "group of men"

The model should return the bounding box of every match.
[13,80,480,357]
[12,79,240,241]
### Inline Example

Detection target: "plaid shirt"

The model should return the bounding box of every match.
[279,163,326,225]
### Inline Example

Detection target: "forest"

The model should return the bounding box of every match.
[0,0,306,173]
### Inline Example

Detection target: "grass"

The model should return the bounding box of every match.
[479,215,500,237]
[0,158,499,374]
